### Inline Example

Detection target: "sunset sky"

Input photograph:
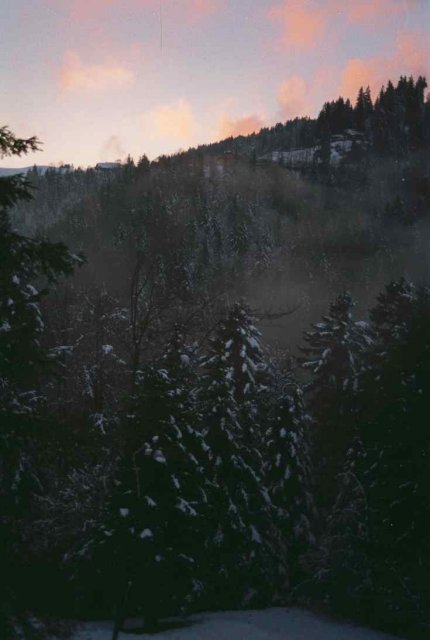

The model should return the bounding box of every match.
[1,0,430,167]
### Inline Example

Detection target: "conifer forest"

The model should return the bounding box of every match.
[1,75,430,639]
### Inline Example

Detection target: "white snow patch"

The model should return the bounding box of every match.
[0,320,11,333]
[250,525,262,544]
[72,607,399,639]
[139,528,153,539]
[154,451,166,464]
[102,344,113,355]
[26,284,38,296]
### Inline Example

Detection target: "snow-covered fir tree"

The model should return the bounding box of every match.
[264,378,316,586]
[300,292,370,399]
[369,278,416,344]
[300,292,372,506]
[199,301,285,608]
[87,356,210,633]
[205,301,269,438]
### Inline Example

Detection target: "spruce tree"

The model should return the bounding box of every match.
[87,355,210,634]
[303,435,372,619]
[304,281,430,635]
[199,301,284,607]
[300,292,371,506]
[0,126,78,638]
[265,378,316,586]
[357,281,430,634]
[318,280,430,635]
[354,86,373,133]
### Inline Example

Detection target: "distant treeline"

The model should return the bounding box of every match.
[186,75,430,160]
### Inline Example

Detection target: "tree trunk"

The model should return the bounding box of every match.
[111,579,131,640]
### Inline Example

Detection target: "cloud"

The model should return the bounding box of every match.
[339,59,375,101]
[218,114,265,138]
[346,0,404,24]
[396,30,430,75]
[268,0,328,50]
[59,51,134,92]
[277,75,311,120]
[346,0,423,26]
[151,99,195,139]
[267,0,423,50]
[339,29,430,101]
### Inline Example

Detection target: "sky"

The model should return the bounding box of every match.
[1,0,430,168]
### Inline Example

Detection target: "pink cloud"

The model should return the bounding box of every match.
[339,30,430,102]
[218,114,265,138]
[268,0,329,50]
[151,100,195,139]
[59,51,134,92]
[346,0,404,24]
[277,75,311,120]
[267,0,423,50]
[339,59,375,102]
[396,30,430,75]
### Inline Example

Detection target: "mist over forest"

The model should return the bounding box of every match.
[1,74,430,640]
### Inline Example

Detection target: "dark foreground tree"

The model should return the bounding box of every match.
[80,351,210,637]
[300,292,371,508]
[358,281,430,636]
[0,126,78,638]
[304,281,430,639]
[265,377,316,588]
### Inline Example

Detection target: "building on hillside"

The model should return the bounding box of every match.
[258,129,369,170]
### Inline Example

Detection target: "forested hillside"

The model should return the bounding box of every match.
[1,76,430,640]
[193,76,430,160]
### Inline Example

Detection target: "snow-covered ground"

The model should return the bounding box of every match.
[73,607,400,640]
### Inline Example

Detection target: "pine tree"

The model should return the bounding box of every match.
[0,126,78,638]
[303,281,430,635]
[356,281,430,634]
[199,301,285,607]
[302,436,372,619]
[300,292,371,506]
[86,355,210,634]
[265,378,316,586]
[354,86,373,133]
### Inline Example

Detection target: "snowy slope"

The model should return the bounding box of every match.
[73,607,401,640]
[258,130,368,168]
